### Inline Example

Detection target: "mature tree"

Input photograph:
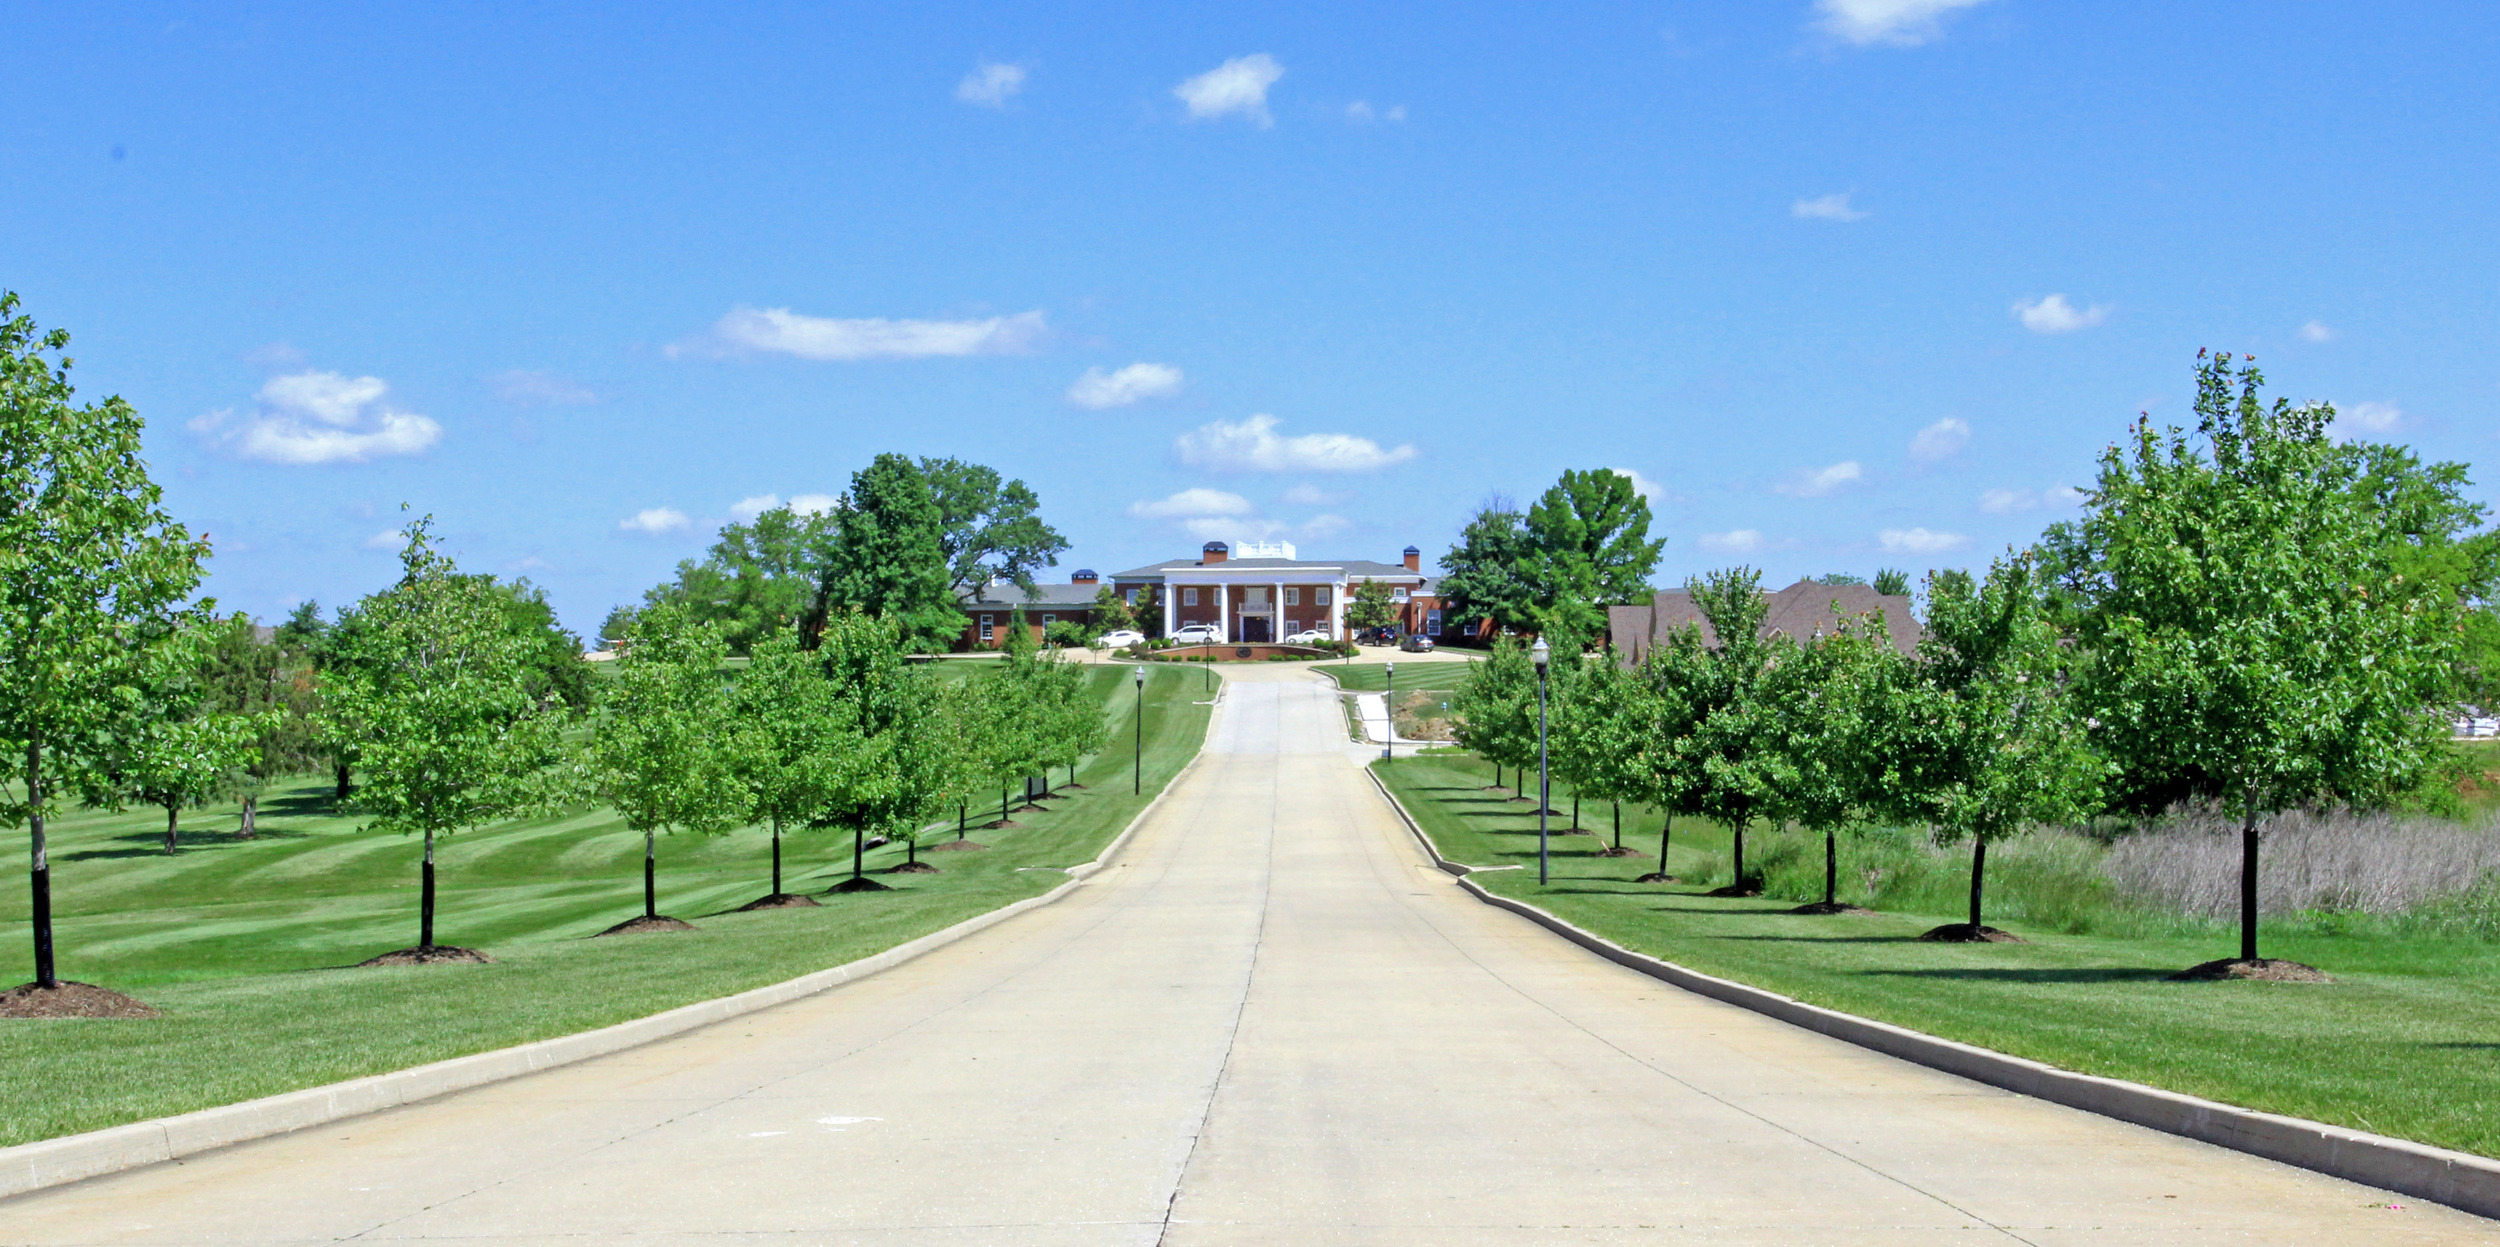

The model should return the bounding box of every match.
[1438,498,1539,636]
[1451,638,1541,794]
[1346,578,1400,638]
[324,519,573,958]
[490,578,594,712]
[1680,568,1790,896]
[1520,469,1665,641]
[1895,556,2103,938]
[0,293,212,995]
[2072,352,2452,972]
[921,457,1069,599]
[812,455,961,652]
[1088,584,1137,639]
[728,629,864,902]
[1756,611,1908,912]
[1872,568,1912,597]
[82,624,264,854]
[592,602,742,928]
[643,504,837,655]
[200,611,324,836]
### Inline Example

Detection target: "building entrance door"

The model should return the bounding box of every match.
[1242,616,1271,643]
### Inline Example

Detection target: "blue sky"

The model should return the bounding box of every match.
[6,2,2497,636]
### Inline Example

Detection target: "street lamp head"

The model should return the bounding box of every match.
[1133,665,1145,687]
[1385,662,1395,677]
[1531,637,1550,671]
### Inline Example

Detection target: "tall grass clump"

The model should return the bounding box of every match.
[1702,824,2131,935]
[2101,803,2500,925]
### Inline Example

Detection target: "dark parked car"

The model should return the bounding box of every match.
[1398,633,1435,653]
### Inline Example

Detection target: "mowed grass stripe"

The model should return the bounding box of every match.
[0,663,1210,1147]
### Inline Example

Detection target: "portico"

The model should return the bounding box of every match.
[1116,540,1439,644]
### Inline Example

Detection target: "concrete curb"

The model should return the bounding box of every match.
[0,744,1211,1204]
[1361,765,2500,1222]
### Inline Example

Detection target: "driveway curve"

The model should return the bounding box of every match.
[3,664,2485,1244]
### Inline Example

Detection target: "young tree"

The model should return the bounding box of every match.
[200,611,323,837]
[920,457,1070,598]
[1035,656,1108,790]
[324,519,573,959]
[1438,498,1539,637]
[1681,568,1788,896]
[1451,638,1541,794]
[0,293,211,998]
[1088,584,1137,639]
[812,454,961,652]
[1520,469,1666,640]
[593,602,743,929]
[2072,352,2451,974]
[1897,556,2103,939]
[1627,626,1716,882]
[82,624,266,854]
[1756,612,1907,912]
[276,601,359,800]
[1346,578,1400,638]
[810,610,927,891]
[1548,656,1657,853]
[728,629,864,903]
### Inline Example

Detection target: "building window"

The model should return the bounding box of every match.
[1041,614,1055,626]
[1183,587,1199,606]
[1125,588,1139,606]
[1393,587,1410,602]
[1316,587,1331,606]
[1426,609,1443,636]
[979,615,994,642]
[1284,587,1300,606]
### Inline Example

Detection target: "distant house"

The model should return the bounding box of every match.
[951,541,1444,650]
[1607,579,1922,663]
[955,569,1111,650]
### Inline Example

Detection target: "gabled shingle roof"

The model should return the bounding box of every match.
[1607,579,1921,662]
[957,582,1103,609]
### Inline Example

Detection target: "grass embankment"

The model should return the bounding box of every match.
[0,664,1213,1148]
[1374,749,2500,1160]
[1321,659,1476,742]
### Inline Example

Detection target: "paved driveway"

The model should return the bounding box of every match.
[4,665,2485,1243]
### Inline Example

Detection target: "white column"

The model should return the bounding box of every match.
[1330,581,1345,638]
[1162,582,1175,637]
[1275,580,1285,639]
[1217,582,1230,642]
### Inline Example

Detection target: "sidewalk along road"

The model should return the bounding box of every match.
[1,662,2485,1243]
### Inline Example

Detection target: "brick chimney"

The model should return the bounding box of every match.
[1402,545,1421,572]
[1202,541,1229,565]
[1071,569,1099,586]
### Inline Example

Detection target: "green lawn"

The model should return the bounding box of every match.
[1375,749,2500,1160]
[1318,658,1477,694]
[0,664,1213,1148]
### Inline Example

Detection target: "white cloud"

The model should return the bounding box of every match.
[362,529,403,551]
[2339,400,2403,435]
[1777,460,1863,498]
[490,369,595,406]
[1611,467,1668,505]
[731,491,839,522]
[1978,485,2086,515]
[619,508,691,535]
[1130,488,1255,520]
[789,492,838,516]
[1908,417,1970,463]
[1066,362,1184,408]
[955,61,1026,107]
[1175,414,1417,473]
[2014,294,2109,334]
[1815,0,1990,47]
[1879,526,1968,554]
[1283,483,1344,506]
[1698,529,1764,554]
[1175,54,1284,126]
[2300,320,2337,343]
[1345,100,1406,123]
[1301,513,1351,536]
[1791,191,1867,222]
[671,307,1047,361]
[189,370,443,465]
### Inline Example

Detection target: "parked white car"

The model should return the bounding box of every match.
[1094,629,1146,649]
[1284,629,1333,645]
[1171,624,1223,645]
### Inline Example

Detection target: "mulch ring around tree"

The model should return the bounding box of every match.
[1008,804,1050,815]
[826,876,892,894]
[0,981,161,1019]
[1704,884,1763,898]
[1791,901,1876,916]
[2171,958,2333,983]
[1633,872,1680,884]
[596,915,698,937]
[736,893,820,911]
[358,945,497,967]
[889,861,940,874]
[1917,923,2025,943]
[981,820,1021,831]
[926,840,989,852]
[1596,846,1643,858]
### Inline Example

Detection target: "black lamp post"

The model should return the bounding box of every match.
[1383,661,1396,762]
[1132,665,1146,795]
[1532,636,1551,886]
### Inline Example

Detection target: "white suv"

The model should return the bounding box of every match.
[1284,629,1333,645]
[1171,624,1223,645]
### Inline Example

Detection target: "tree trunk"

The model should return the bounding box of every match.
[334,760,352,801]
[908,837,918,866]
[770,818,783,895]
[1657,815,1673,877]
[1494,762,1502,790]
[1000,785,1008,823]
[420,827,437,949]
[28,740,56,989]
[2240,798,2261,962]
[239,795,258,840]
[1968,838,1988,929]
[852,825,865,880]
[1732,825,1747,889]
[164,803,180,854]
[1612,802,1622,851]
[1825,827,1838,907]
[1571,796,1579,832]
[958,800,967,841]
[643,829,657,919]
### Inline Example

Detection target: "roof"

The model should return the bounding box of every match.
[1607,579,1922,662]
[957,582,1103,610]
[1108,556,1431,581]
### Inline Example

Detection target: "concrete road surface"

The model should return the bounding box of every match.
[5,664,2487,1244]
